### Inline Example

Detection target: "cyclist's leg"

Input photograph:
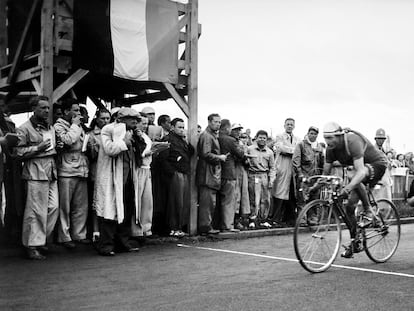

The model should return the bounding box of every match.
[345,190,359,239]
[353,183,370,211]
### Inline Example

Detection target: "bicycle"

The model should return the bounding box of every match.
[293,175,401,273]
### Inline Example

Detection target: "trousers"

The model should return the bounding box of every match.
[98,175,134,252]
[248,173,270,221]
[218,179,236,230]
[22,180,59,247]
[131,168,153,237]
[57,177,88,243]
[198,186,218,233]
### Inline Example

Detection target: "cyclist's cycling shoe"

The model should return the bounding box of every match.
[341,240,363,259]
[358,210,376,228]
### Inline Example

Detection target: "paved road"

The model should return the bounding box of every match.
[1,224,414,311]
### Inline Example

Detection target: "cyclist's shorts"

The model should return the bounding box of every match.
[363,162,386,188]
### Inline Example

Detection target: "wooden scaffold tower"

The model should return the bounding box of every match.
[0,0,201,235]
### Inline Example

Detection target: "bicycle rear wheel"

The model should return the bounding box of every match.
[294,200,342,273]
[364,199,400,263]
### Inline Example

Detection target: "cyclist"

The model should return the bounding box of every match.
[322,122,388,258]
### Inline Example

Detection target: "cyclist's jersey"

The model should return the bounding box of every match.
[326,132,387,166]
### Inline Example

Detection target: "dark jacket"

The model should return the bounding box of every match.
[292,138,324,177]
[196,127,222,190]
[161,132,194,176]
[218,132,246,180]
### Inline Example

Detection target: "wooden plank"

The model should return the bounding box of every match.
[40,0,54,123]
[163,82,189,117]
[187,0,199,236]
[0,65,42,90]
[179,32,187,44]
[0,53,40,74]
[52,69,89,103]
[0,0,7,67]
[89,96,108,111]
[7,0,42,84]
[31,78,41,95]
[178,15,189,30]
[119,91,174,106]
[178,60,186,70]
[177,2,187,15]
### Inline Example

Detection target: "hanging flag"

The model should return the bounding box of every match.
[73,0,179,83]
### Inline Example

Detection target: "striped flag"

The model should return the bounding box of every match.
[73,0,179,83]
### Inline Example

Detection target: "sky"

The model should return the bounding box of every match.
[11,0,414,152]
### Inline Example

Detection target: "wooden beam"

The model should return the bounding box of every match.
[187,0,199,236]
[52,69,89,103]
[178,15,189,30]
[40,0,54,123]
[0,65,42,90]
[163,82,189,117]
[89,96,107,111]
[31,78,41,95]
[7,0,42,85]
[0,0,7,67]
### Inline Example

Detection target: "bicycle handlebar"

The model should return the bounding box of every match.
[304,175,343,184]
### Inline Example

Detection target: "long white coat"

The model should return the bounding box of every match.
[272,132,300,200]
[93,122,140,224]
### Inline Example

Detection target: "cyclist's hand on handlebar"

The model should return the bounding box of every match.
[339,187,351,199]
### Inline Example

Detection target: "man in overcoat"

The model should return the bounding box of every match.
[196,114,227,235]
[270,118,300,227]
[94,107,143,256]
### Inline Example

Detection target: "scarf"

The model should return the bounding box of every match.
[305,135,318,149]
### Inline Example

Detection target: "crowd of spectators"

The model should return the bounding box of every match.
[0,95,413,260]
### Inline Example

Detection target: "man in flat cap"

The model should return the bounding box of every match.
[292,126,324,226]
[94,107,143,256]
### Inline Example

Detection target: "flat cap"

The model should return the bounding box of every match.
[141,106,155,114]
[117,107,140,119]
[231,123,243,130]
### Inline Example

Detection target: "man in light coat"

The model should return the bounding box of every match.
[54,98,89,248]
[131,116,154,237]
[270,118,300,227]
[94,107,143,256]
[16,96,59,260]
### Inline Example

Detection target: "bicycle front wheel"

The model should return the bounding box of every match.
[294,200,342,273]
[364,199,400,263]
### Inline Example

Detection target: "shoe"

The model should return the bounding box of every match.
[126,247,140,252]
[341,240,362,259]
[170,230,176,236]
[173,230,186,237]
[75,238,92,245]
[221,228,240,233]
[235,222,244,230]
[144,231,152,237]
[358,210,375,228]
[207,229,220,234]
[99,250,115,256]
[62,241,76,249]
[260,222,272,229]
[37,245,49,254]
[26,247,46,260]
[271,221,284,228]
[248,222,256,229]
